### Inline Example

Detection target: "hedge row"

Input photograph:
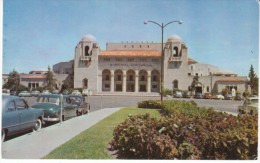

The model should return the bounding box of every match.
[110,100,258,159]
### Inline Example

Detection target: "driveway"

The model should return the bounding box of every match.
[2,107,121,159]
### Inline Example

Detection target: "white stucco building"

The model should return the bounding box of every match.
[69,34,248,95]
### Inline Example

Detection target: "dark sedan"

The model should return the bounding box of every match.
[2,95,44,142]
[31,94,90,123]
[67,95,90,115]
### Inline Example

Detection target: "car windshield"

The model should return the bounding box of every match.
[37,97,61,105]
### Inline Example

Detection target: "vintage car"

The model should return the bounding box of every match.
[173,91,182,98]
[182,91,192,98]
[31,94,90,123]
[42,90,50,94]
[18,91,31,97]
[194,92,203,99]
[67,95,90,115]
[203,93,212,99]
[71,90,82,96]
[31,90,41,97]
[225,94,233,100]
[212,94,225,100]
[238,96,258,116]
[2,95,44,142]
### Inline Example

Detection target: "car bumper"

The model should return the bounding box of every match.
[43,117,60,122]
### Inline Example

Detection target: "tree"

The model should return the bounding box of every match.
[248,65,258,95]
[3,70,20,91]
[190,76,199,94]
[46,66,56,91]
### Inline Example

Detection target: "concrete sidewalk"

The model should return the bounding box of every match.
[1,107,121,159]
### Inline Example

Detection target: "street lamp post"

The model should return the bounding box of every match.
[144,20,182,102]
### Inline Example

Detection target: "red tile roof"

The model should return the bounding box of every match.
[217,78,246,82]
[188,58,197,63]
[99,50,161,57]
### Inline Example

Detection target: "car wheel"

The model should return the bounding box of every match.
[33,119,42,132]
[76,110,81,116]
[2,129,6,142]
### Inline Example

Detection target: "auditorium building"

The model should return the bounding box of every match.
[53,34,249,95]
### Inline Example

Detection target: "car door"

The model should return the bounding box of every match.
[3,100,20,134]
[63,97,77,118]
[15,99,35,130]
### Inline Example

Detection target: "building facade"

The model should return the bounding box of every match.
[72,34,248,95]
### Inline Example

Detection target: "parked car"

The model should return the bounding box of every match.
[204,93,212,99]
[212,94,225,100]
[173,91,182,98]
[225,94,233,100]
[2,89,10,96]
[82,89,91,96]
[234,93,243,101]
[2,95,44,142]
[67,95,90,115]
[52,90,59,94]
[238,96,258,116]
[194,92,203,99]
[182,91,191,98]
[31,94,88,123]
[18,91,31,97]
[42,90,50,94]
[62,90,70,95]
[71,90,82,96]
[31,90,41,97]
[10,91,18,96]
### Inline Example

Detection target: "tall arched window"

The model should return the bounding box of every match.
[82,78,88,88]
[173,80,178,89]
[85,46,90,56]
[173,47,178,57]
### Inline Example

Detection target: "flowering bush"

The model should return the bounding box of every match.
[110,100,258,159]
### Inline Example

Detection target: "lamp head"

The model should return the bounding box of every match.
[179,20,183,24]
[144,20,148,24]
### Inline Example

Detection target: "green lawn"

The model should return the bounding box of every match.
[43,107,162,159]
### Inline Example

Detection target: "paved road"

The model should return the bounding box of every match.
[24,95,243,114]
[2,107,121,159]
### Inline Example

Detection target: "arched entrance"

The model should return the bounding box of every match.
[126,69,135,92]
[114,69,123,92]
[102,69,111,91]
[151,70,160,92]
[195,82,203,93]
[139,70,147,92]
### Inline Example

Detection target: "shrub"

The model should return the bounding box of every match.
[109,114,178,159]
[110,100,258,160]
[137,100,162,109]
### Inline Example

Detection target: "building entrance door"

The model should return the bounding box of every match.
[116,84,122,92]
[127,84,135,92]
[139,85,147,92]
[195,86,202,93]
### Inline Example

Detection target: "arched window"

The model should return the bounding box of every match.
[173,47,178,57]
[85,46,90,56]
[173,80,178,89]
[82,78,88,88]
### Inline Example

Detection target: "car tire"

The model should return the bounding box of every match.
[33,119,42,132]
[2,129,6,142]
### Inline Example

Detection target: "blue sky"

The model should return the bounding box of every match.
[2,0,259,76]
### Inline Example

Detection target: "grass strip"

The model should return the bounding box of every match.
[43,107,161,159]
